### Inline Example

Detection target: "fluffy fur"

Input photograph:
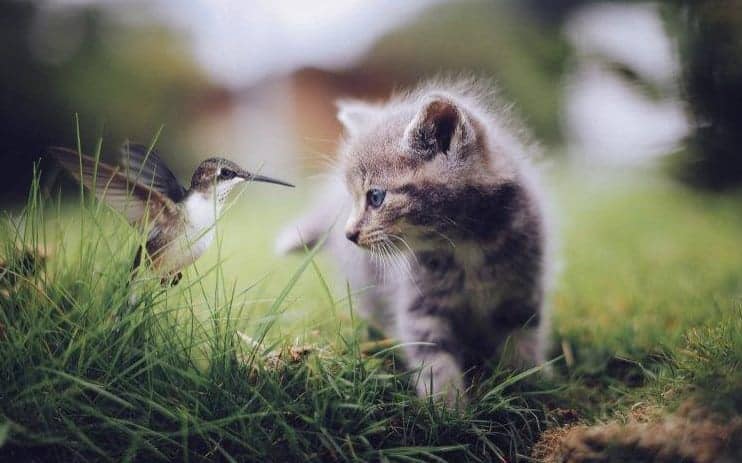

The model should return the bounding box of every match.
[277,78,553,405]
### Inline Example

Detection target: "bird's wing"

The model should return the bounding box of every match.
[119,142,187,203]
[49,147,180,226]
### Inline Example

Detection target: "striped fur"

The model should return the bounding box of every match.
[278,78,552,406]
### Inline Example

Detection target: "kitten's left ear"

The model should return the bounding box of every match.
[404,94,475,156]
[336,99,378,136]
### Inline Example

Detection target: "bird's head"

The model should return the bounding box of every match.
[190,158,293,204]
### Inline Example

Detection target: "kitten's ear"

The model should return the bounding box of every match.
[336,99,377,136]
[404,94,474,156]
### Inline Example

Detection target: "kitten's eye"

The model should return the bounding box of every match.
[366,188,386,208]
[219,168,236,180]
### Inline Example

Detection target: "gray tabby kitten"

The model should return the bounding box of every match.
[277,79,552,405]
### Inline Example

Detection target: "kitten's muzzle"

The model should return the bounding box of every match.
[345,229,360,244]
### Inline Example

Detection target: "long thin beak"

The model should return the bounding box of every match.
[244,172,294,188]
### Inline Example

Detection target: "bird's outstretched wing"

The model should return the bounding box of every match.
[49,147,179,226]
[120,142,187,203]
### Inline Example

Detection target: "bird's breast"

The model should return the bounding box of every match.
[156,193,221,273]
[184,193,220,252]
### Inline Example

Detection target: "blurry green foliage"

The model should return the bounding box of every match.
[0,1,211,202]
[362,0,570,144]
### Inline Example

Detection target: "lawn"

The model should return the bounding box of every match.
[1,166,740,462]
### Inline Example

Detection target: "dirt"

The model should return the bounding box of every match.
[533,401,742,462]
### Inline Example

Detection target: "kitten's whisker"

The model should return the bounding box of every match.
[389,239,413,273]
[373,241,390,283]
[372,243,385,281]
[382,237,416,288]
[431,230,456,249]
[387,234,420,266]
[376,239,392,284]
[373,242,384,281]
[366,231,384,242]
[381,241,396,284]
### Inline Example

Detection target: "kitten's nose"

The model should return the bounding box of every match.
[345,229,360,243]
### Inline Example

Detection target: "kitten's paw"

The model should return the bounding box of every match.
[502,328,545,369]
[414,354,466,409]
[275,225,323,255]
[274,226,303,255]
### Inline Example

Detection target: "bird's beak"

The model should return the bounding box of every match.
[241,171,294,188]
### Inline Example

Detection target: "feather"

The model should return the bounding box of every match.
[120,142,187,202]
[49,147,179,226]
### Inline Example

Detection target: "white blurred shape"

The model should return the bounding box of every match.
[564,2,690,165]
[565,64,689,164]
[43,0,442,88]
[566,2,679,85]
[155,0,441,88]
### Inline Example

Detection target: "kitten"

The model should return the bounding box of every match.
[277,79,553,405]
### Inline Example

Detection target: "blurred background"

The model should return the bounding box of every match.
[1,0,741,365]
[2,0,741,204]
[2,3,741,458]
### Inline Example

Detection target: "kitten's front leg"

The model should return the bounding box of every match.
[400,307,466,407]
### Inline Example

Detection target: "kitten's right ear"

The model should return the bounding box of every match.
[336,99,377,136]
[404,94,474,157]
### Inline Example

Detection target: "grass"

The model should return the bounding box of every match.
[0,160,740,461]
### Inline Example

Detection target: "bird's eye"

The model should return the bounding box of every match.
[219,168,236,180]
[366,188,386,208]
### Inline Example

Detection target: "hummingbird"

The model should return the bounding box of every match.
[50,143,294,285]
